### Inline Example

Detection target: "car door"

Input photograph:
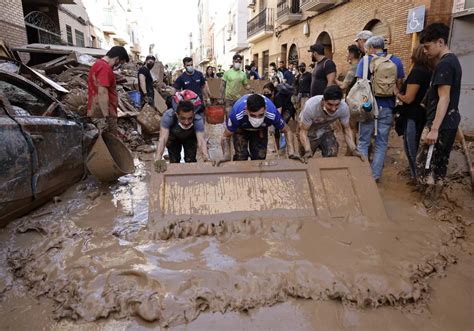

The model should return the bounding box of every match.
[0,94,34,225]
[0,71,84,223]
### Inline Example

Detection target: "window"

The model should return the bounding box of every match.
[75,30,85,47]
[66,25,73,46]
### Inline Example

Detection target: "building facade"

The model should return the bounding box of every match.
[247,0,454,78]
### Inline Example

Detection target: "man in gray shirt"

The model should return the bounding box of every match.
[298,85,363,162]
[155,100,209,169]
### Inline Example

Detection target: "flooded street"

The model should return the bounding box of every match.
[0,132,473,330]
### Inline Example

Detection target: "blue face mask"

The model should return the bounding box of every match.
[186,66,194,73]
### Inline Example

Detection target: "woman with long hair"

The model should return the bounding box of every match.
[395,45,433,182]
[205,66,215,79]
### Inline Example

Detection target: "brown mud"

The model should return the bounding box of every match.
[0,132,473,330]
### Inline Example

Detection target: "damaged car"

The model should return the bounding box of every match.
[0,70,90,226]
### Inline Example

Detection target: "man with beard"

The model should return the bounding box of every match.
[299,85,363,162]
[138,55,156,106]
[308,43,337,97]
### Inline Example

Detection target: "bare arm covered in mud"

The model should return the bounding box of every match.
[280,124,298,160]
[342,122,364,161]
[155,127,170,160]
[298,122,313,163]
[98,86,110,117]
[196,131,210,161]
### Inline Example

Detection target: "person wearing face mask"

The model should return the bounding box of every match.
[294,62,312,114]
[298,85,364,163]
[221,54,252,118]
[87,46,129,136]
[138,55,156,106]
[215,94,297,164]
[174,57,211,109]
[155,100,209,167]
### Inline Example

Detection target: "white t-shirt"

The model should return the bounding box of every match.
[299,95,350,139]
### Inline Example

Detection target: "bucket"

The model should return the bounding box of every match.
[86,132,135,182]
[206,105,225,124]
[127,90,141,109]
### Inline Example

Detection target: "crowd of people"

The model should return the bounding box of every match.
[86,22,463,198]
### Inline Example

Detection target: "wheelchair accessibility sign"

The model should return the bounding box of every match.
[406,5,425,34]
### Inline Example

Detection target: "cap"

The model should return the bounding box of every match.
[307,43,325,54]
[354,30,373,42]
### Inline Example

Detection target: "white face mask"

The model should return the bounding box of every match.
[248,115,265,128]
[322,106,338,117]
[234,63,241,70]
[178,121,193,130]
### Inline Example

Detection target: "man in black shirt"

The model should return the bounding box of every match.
[138,55,155,106]
[418,23,462,190]
[294,62,312,112]
[308,43,337,97]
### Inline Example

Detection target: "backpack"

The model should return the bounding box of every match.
[171,89,203,113]
[370,54,398,97]
[346,55,378,122]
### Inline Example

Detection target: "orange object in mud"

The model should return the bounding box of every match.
[206,105,225,124]
[86,132,135,182]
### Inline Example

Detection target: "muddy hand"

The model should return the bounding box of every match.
[212,157,230,167]
[289,153,302,162]
[351,149,366,162]
[302,151,312,164]
[154,159,167,173]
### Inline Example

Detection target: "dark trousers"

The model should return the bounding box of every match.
[233,128,268,160]
[417,128,457,182]
[403,118,425,178]
[309,130,339,157]
[166,133,197,163]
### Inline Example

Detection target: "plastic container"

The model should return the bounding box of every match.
[86,132,135,182]
[206,105,225,124]
[127,90,141,109]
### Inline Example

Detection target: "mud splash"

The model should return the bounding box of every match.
[1,129,473,329]
[2,167,469,328]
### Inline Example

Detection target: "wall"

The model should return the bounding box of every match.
[249,0,454,77]
[58,0,91,47]
[0,0,28,49]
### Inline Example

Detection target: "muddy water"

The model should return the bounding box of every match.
[0,132,473,330]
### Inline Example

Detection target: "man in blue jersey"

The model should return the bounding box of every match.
[216,94,298,163]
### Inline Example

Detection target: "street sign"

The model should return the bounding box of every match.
[406,5,426,34]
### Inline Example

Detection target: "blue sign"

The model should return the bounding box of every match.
[407,5,426,34]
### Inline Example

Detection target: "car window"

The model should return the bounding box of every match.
[0,80,51,116]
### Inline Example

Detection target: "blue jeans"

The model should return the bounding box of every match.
[357,107,393,180]
[403,118,423,178]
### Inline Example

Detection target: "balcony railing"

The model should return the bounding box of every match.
[277,0,301,18]
[300,0,336,12]
[247,8,274,38]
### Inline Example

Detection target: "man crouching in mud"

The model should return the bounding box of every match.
[154,100,210,172]
[216,93,297,164]
[299,85,364,163]
[417,23,462,199]
[87,46,129,136]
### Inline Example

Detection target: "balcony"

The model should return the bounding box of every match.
[102,8,118,34]
[277,0,302,25]
[300,0,336,12]
[247,8,274,43]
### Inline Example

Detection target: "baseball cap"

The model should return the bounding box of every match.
[354,30,373,42]
[307,43,325,54]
